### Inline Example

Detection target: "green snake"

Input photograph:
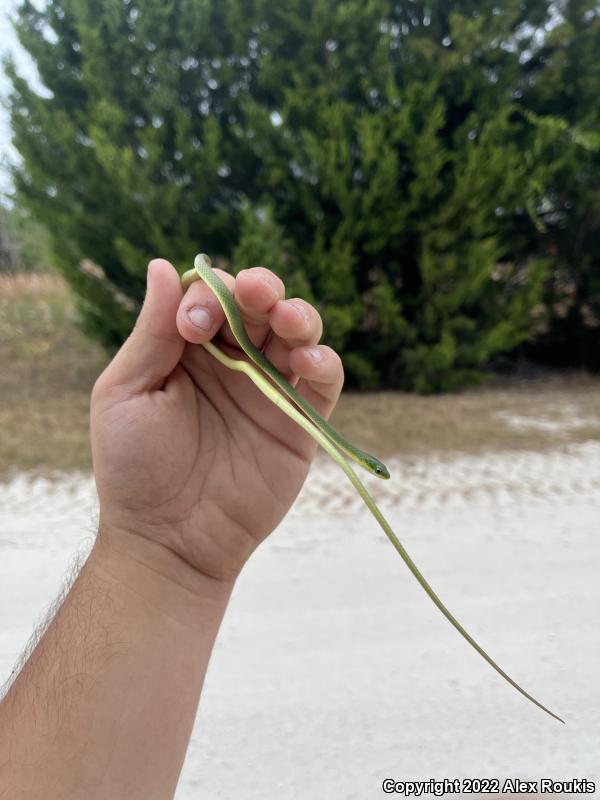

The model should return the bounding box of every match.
[181,253,564,724]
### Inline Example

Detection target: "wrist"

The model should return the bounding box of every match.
[92,521,235,630]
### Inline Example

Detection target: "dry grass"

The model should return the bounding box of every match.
[0,273,107,478]
[332,374,600,458]
[1,272,599,479]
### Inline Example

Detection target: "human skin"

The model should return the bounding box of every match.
[0,258,344,799]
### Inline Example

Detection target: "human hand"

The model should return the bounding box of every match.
[91,258,343,585]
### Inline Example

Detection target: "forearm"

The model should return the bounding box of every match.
[0,527,233,800]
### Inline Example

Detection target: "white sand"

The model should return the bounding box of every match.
[1,443,599,797]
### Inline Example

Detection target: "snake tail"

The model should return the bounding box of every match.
[201,339,564,724]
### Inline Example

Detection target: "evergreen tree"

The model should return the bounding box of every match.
[6,0,567,389]
[521,0,600,370]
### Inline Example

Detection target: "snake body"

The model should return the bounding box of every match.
[182,255,389,479]
[181,253,563,724]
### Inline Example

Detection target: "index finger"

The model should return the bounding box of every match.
[177,266,285,352]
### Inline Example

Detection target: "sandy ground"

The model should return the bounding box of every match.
[0,443,599,797]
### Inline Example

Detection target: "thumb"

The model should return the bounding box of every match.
[100,259,185,394]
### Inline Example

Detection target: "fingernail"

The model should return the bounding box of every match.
[147,258,164,279]
[290,300,309,323]
[259,273,278,293]
[187,305,212,330]
[307,347,323,362]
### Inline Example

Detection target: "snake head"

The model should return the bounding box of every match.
[367,457,390,480]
